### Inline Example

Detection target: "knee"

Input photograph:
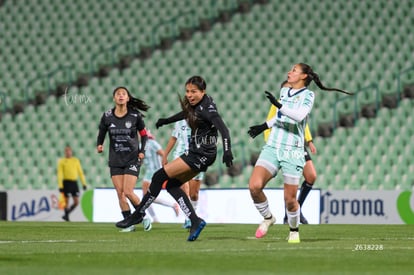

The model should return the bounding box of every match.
[152,168,168,184]
[285,199,298,211]
[165,178,182,191]
[249,180,263,199]
[116,190,124,200]
[190,193,198,201]
[123,189,134,198]
[284,194,298,210]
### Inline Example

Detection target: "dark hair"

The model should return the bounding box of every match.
[298,63,353,95]
[179,76,206,129]
[113,86,150,115]
[280,79,290,88]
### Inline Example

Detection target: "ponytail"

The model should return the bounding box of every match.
[127,96,150,115]
[300,63,353,95]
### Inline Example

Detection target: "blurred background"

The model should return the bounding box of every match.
[0,0,413,192]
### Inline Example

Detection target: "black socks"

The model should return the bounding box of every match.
[298,181,313,206]
[167,182,198,222]
[148,168,169,197]
[122,210,131,218]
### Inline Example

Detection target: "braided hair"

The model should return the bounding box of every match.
[299,63,353,95]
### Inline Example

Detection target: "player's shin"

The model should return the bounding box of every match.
[167,183,198,222]
[298,181,313,206]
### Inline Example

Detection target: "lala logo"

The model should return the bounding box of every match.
[125,121,132,128]
[11,196,50,220]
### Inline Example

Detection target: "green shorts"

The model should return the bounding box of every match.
[255,144,305,185]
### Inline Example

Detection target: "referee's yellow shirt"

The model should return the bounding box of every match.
[57,157,87,189]
[263,105,313,143]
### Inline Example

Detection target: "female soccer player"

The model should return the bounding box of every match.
[116,75,233,241]
[265,91,318,225]
[96,86,151,232]
[248,63,351,243]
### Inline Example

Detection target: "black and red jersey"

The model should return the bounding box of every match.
[97,108,147,168]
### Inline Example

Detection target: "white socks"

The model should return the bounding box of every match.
[190,200,198,213]
[287,206,300,229]
[254,200,273,219]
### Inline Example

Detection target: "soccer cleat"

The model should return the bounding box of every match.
[255,215,276,238]
[119,225,136,233]
[115,211,145,228]
[183,219,192,229]
[143,218,152,231]
[173,203,180,217]
[287,231,300,243]
[300,212,308,224]
[187,218,206,241]
[62,214,69,222]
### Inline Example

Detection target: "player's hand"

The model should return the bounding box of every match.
[308,141,317,154]
[265,91,282,108]
[162,156,168,166]
[155,118,168,129]
[83,185,87,191]
[97,145,104,153]
[138,152,145,160]
[248,123,268,139]
[223,150,233,167]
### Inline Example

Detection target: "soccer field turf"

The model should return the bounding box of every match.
[0,222,412,274]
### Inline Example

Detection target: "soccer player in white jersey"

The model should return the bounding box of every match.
[248,63,352,243]
[163,119,205,229]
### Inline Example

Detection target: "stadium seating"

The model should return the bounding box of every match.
[0,0,250,108]
[0,0,413,191]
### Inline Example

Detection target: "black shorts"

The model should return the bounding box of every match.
[180,146,216,172]
[304,147,312,162]
[62,180,80,197]
[110,161,141,177]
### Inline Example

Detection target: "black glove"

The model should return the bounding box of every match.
[223,150,233,167]
[155,118,168,129]
[59,188,64,193]
[248,123,268,139]
[83,185,87,191]
[265,91,282,109]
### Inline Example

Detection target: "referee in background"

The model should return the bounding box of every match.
[57,145,87,221]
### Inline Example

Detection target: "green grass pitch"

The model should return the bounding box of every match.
[0,222,412,274]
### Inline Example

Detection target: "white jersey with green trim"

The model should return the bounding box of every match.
[266,86,314,150]
[143,139,162,173]
[172,119,191,159]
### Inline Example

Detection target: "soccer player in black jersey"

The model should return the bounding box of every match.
[96,86,151,232]
[116,76,234,241]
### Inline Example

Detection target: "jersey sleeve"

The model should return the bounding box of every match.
[264,105,277,142]
[57,159,64,189]
[278,90,314,122]
[136,116,148,154]
[201,99,231,153]
[76,158,87,187]
[172,121,181,138]
[135,112,146,131]
[304,123,313,143]
[96,113,108,146]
